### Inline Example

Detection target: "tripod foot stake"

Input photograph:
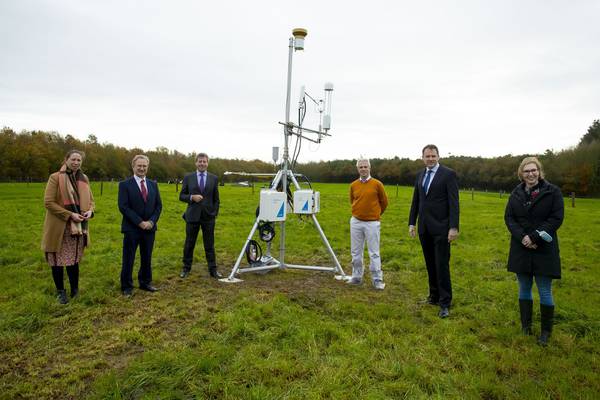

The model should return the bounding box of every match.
[219,277,244,283]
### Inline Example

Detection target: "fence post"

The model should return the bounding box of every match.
[471,188,474,200]
[176,181,179,192]
[100,181,104,196]
[396,184,399,198]
[571,192,575,208]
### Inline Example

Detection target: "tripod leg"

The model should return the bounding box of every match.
[225,219,260,281]
[289,169,346,276]
[311,213,346,276]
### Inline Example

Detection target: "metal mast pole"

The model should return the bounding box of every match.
[280,36,294,268]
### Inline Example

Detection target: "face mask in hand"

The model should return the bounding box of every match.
[536,230,553,243]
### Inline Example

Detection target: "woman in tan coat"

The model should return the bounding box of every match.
[42,150,94,304]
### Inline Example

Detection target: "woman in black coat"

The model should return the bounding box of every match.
[504,156,564,346]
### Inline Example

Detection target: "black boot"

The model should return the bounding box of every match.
[538,304,554,346]
[57,290,68,305]
[66,264,79,298]
[519,299,533,335]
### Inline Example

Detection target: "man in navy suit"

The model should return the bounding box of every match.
[179,153,221,279]
[409,144,459,318]
[118,155,162,296]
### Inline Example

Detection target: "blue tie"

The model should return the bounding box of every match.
[198,173,205,193]
[422,169,432,194]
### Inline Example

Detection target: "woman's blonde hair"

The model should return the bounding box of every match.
[517,156,545,181]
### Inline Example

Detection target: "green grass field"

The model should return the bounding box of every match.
[1,182,599,399]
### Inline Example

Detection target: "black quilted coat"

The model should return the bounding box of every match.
[504,179,564,278]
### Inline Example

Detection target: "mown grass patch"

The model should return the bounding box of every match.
[0,182,599,399]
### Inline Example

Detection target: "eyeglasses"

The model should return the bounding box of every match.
[522,169,538,174]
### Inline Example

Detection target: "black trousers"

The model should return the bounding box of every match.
[182,219,216,270]
[121,230,155,290]
[419,232,452,307]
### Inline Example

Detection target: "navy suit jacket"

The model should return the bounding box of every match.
[118,177,162,233]
[408,164,459,236]
[179,171,219,223]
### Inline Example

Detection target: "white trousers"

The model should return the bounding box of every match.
[350,216,383,282]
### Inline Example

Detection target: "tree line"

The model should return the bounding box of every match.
[1,120,599,196]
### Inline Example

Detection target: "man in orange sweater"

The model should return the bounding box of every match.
[349,158,388,289]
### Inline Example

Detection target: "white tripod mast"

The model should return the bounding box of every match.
[220,28,346,283]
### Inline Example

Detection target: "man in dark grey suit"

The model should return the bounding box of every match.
[179,153,221,279]
[409,144,459,318]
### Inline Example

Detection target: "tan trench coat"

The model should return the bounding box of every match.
[41,172,94,252]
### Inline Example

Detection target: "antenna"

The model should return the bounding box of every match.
[298,85,306,106]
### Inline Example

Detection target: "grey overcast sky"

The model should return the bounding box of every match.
[1,0,599,162]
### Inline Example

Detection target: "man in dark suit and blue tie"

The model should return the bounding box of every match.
[409,144,459,318]
[179,152,221,279]
[118,155,162,296]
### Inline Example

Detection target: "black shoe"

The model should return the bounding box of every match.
[71,288,79,298]
[438,307,450,318]
[209,270,223,279]
[57,290,68,304]
[180,269,190,278]
[140,285,158,292]
[122,288,133,297]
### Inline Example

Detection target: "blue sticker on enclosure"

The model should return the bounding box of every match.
[277,203,285,218]
[302,201,309,211]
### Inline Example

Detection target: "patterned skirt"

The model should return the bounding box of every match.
[46,225,85,267]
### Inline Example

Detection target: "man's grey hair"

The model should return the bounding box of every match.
[356,158,370,167]
[131,154,150,167]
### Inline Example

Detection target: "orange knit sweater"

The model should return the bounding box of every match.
[350,178,388,221]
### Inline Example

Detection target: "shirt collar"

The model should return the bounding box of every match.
[197,171,206,177]
[134,175,145,183]
[427,164,440,173]
[360,175,372,183]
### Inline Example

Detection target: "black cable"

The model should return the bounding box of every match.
[291,98,307,170]
[291,134,300,170]
[258,222,275,242]
[298,174,313,190]
[292,137,302,169]
[245,240,263,265]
